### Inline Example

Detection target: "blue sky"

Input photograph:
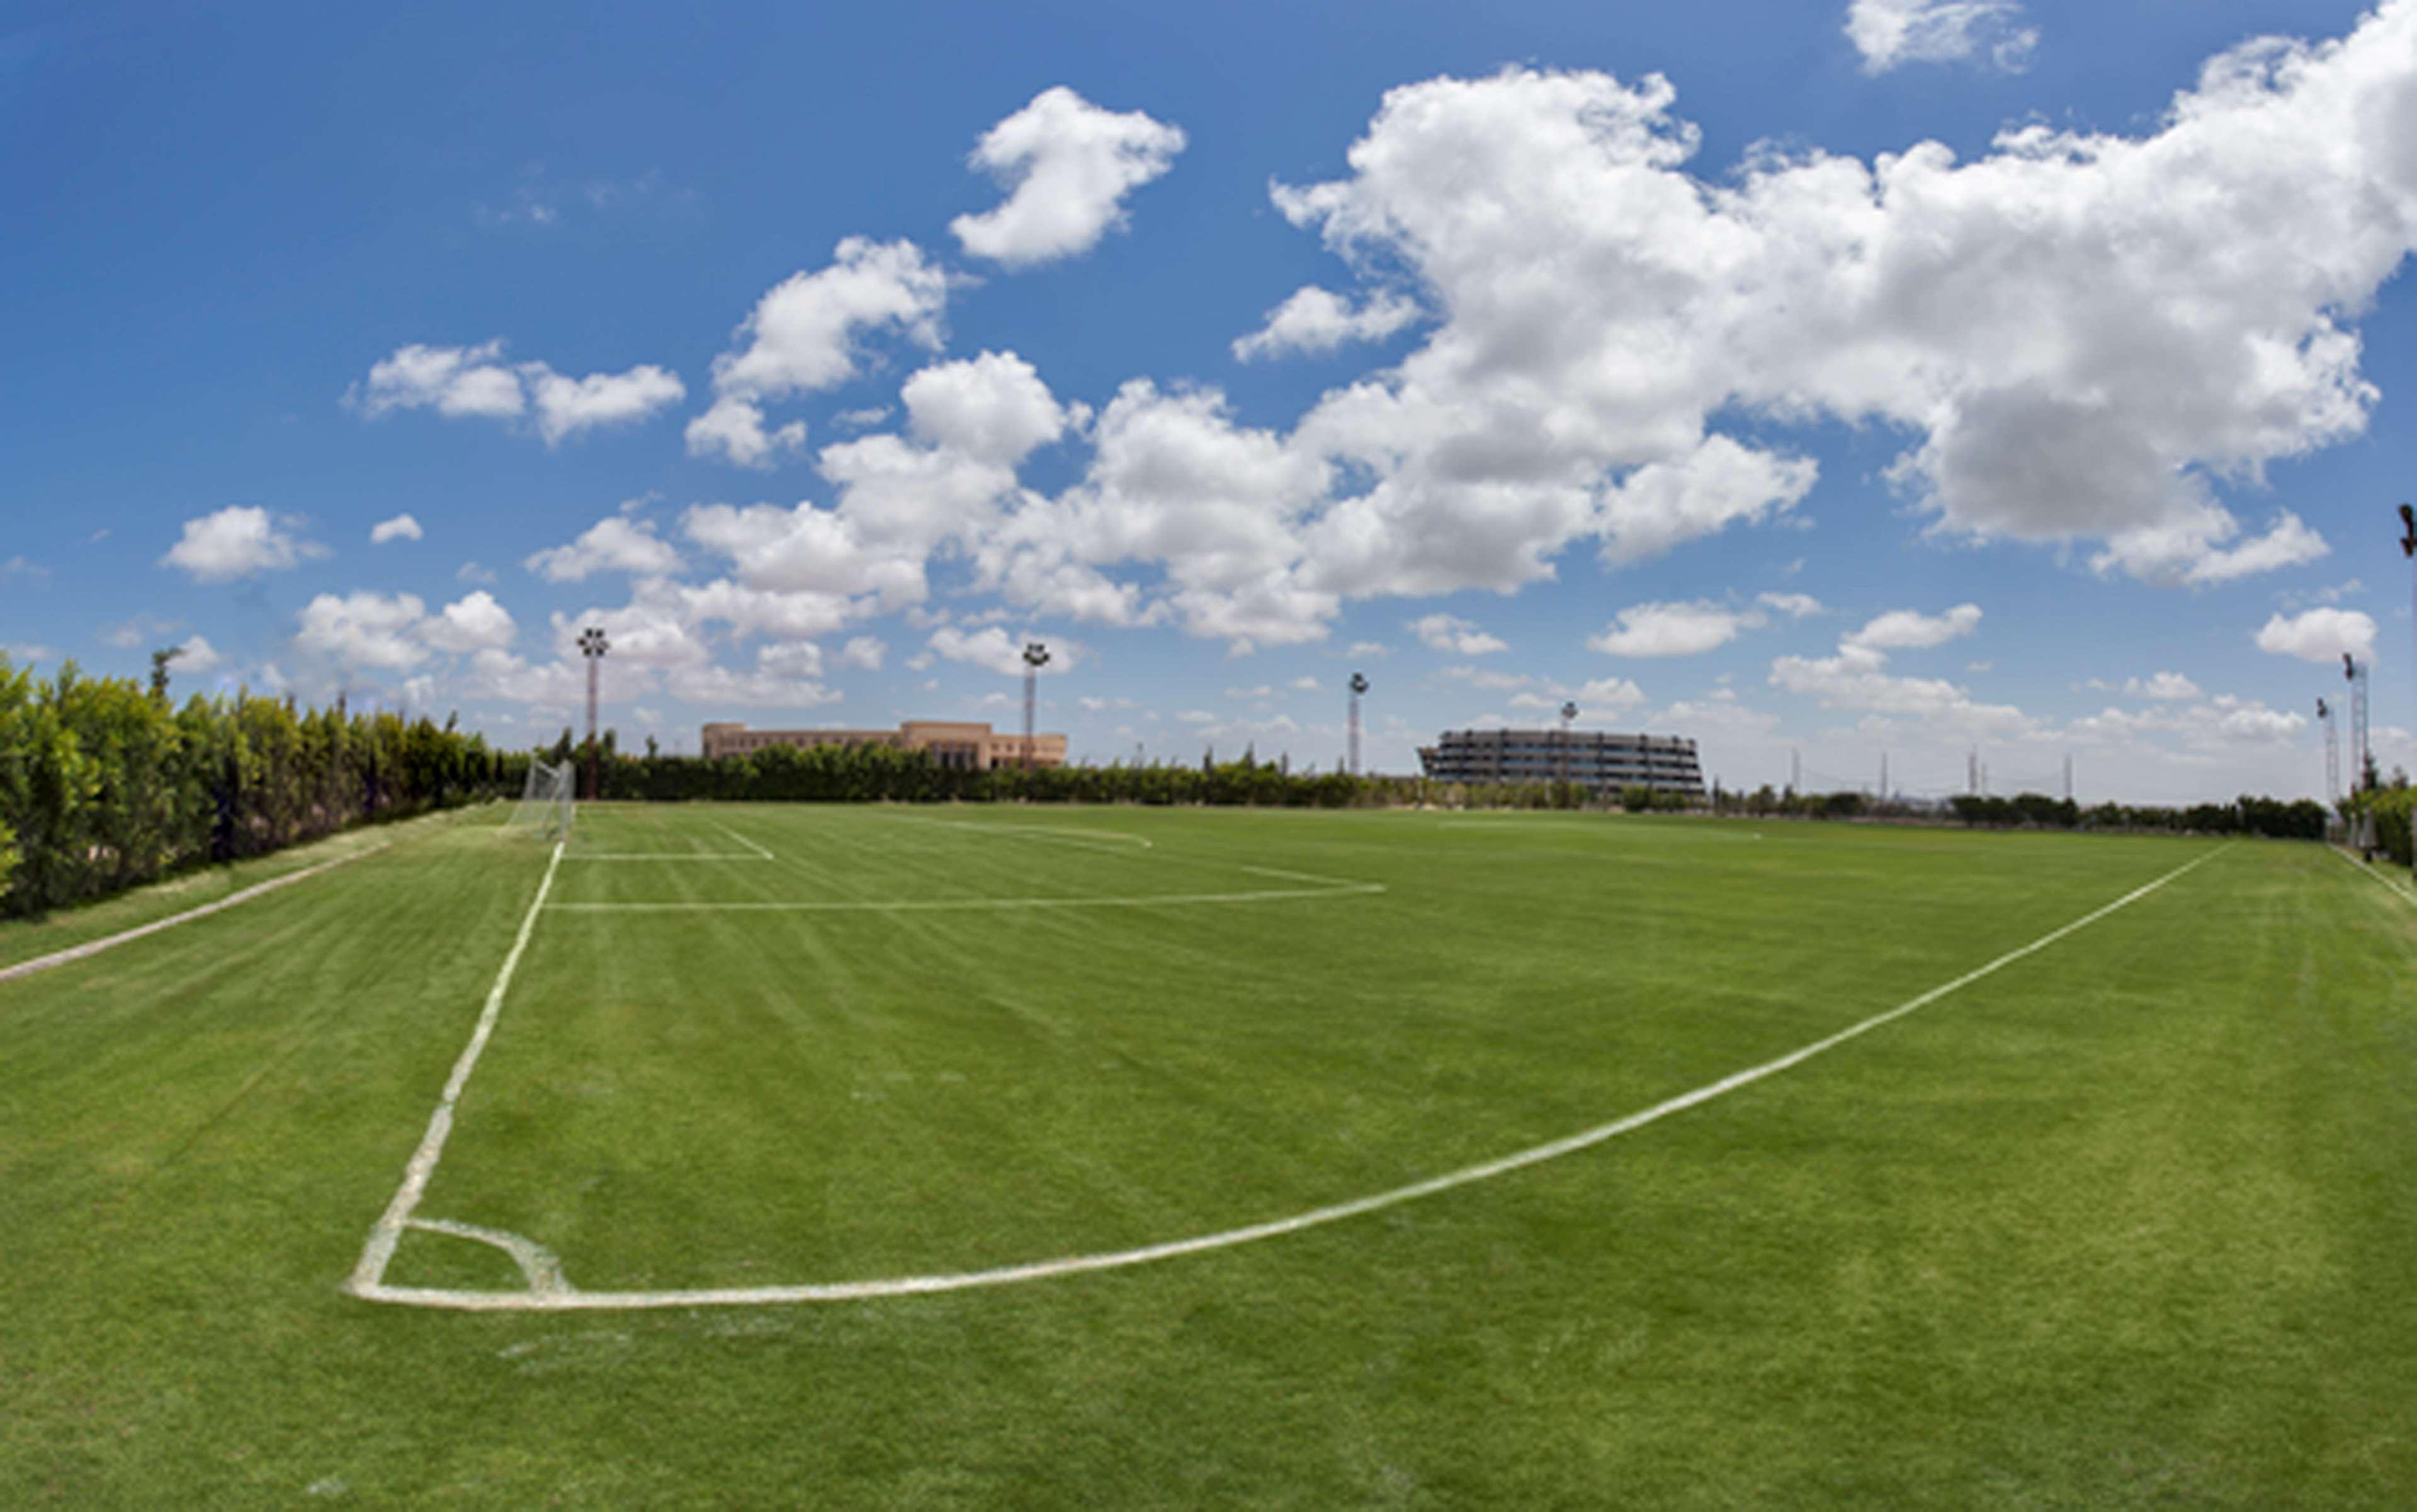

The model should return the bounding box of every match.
[4,0,2413,802]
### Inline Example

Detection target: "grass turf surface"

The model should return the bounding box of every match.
[3,804,2412,1506]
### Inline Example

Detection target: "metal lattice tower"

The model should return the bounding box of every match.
[2345,654,2373,793]
[1559,701,1578,789]
[1347,672,1369,776]
[1021,641,1050,771]
[577,626,609,801]
[2317,697,2340,807]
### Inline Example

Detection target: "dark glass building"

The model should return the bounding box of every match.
[1417,728,1705,796]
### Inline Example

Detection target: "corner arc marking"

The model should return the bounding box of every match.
[406,1216,572,1295]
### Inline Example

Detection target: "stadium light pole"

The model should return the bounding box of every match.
[2318,697,2339,810]
[1347,672,1369,777]
[2399,503,2414,873]
[2345,653,2374,792]
[1021,641,1050,772]
[577,626,609,803]
[1559,699,1578,799]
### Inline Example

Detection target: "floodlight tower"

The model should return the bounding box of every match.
[1021,641,1050,771]
[2401,504,2416,874]
[1559,700,1578,793]
[2345,652,2374,793]
[577,626,609,801]
[1347,672,1370,776]
[2318,697,2340,808]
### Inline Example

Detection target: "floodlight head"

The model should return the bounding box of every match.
[2346,653,2357,679]
[1022,641,1050,670]
[2317,697,2328,718]
[578,626,610,658]
[1560,700,1578,721]
[2400,502,2416,555]
[1349,672,1369,696]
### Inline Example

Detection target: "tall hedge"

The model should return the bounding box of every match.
[2345,785,2416,864]
[0,653,523,917]
[579,739,1448,808]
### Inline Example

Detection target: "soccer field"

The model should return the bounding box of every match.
[4,804,2413,1507]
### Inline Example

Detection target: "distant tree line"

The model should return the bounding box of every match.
[567,733,1451,808]
[1707,782,2333,839]
[0,653,523,917]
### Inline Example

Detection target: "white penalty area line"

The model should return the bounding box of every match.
[0,843,390,987]
[351,842,2229,1312]
[345,842,566,1299]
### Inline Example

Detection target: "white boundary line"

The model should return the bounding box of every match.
[709,820,776,860]
[2330,844,2417,909]
[345,842,565,1299]
[562,854,769,862]
[351,841,2229,1311]
[0,843,390,987]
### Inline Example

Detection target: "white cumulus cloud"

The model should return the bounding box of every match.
[688,238,949,466]
[2126,671,2204,701]
[1233,286,1421,361]
[522,362,688,444]
[295,592,430,672]
[1842,604,1983,653]
[1264,7,2417,594]
[419,590,518,653]
[951,86,1187,268]
[1589,601,1757,658]
[2255,607,2377,664]
[171,635,224,675]
[369,514,423,545]
[524,517,685,583]
[350,341,682,444]
[1409,613,1508,655]
[1845,0,2037,74]
[161,506,322,582]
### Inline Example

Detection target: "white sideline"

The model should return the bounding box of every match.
[344,842,565,1299]
[2331,844,2417,909]
[0,843,390,986]
[350,841,2229,1312]
[563,854,769,862]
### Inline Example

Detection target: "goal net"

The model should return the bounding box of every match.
[507,759,575,840]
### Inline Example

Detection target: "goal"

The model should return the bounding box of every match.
[507,759,575,840]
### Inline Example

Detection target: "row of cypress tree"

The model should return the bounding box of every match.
[0,653,525,917]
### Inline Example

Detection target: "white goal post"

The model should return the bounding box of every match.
[507,759,575,840]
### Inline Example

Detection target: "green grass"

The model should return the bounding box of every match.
[0,805,479,973]
[3,803,2412,1508]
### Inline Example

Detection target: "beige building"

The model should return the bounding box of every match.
[701,719,1068,771]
